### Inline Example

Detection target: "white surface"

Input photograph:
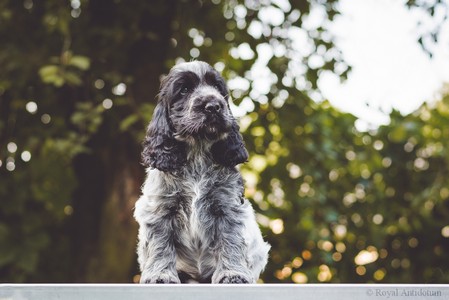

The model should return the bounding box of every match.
[1,284,448,300]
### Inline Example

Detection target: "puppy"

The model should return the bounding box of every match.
[134,61,270,284]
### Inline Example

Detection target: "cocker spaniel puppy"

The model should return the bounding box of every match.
[134,61,270,284]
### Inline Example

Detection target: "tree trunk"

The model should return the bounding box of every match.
[84,135,143,283]
[70,0,177,282]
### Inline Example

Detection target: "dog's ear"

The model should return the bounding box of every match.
[211,120,249,168]
[142,102,187,172]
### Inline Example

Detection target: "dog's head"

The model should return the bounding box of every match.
[142,61,248,172]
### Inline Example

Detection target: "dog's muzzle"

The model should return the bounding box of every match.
[204,100,223,115]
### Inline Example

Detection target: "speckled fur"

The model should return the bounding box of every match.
[134,61,270,284]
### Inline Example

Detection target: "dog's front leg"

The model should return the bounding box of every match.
[211,231,254,284]
[135,198,180,284]
[199,200,254,284]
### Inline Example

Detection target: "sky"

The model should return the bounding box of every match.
[318,0,449,129]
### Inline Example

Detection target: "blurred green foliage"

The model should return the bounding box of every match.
[0,0,448,283]
[252,92,449,283]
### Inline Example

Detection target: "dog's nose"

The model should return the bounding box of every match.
[204,101,221,114]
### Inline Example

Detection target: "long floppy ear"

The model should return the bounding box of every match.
[141,102,187,172]
[211,120,249,168]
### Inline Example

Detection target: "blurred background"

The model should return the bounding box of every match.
[1,0,449,283]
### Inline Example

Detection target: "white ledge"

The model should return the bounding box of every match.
[1,284,448,300]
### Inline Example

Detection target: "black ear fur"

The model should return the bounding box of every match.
[211,120,249,168]
[141,102,187,172]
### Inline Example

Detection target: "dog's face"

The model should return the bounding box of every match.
[164,62,233,142]
[142,61,249,172]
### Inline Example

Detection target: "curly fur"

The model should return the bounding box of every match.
[134,61,270,284]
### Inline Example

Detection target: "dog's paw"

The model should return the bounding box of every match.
[140,272,181,284]
[213,271,252,284]
[218,275,249,284]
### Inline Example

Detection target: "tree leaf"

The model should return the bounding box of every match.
[119,114,139,131]
[69,56,91,71]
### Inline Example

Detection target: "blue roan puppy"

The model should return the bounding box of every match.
[134,61,270,284]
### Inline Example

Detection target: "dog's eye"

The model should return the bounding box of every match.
[213,84,226,96]
[180,86,190,96]
[164,139,175,150]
